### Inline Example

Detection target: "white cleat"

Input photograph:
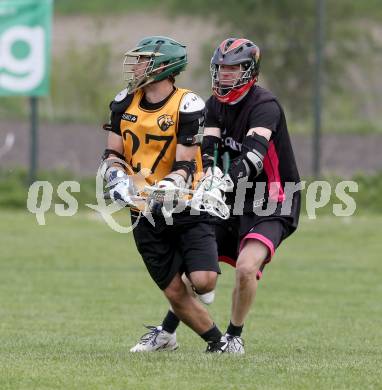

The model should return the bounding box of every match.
[130,325,178,352]
[225,334,245,354]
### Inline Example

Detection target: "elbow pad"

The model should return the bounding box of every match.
[228,133,269,183]
[242,133,269,176]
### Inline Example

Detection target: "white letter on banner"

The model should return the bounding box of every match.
[0,26,45,91]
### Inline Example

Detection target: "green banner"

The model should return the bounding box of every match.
[0,0,53,96]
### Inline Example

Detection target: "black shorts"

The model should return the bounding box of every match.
[215,215,291,276]
[131,212,220,290]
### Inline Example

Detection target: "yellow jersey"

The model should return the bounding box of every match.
[120,87,203,186]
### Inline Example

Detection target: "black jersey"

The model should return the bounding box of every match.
[205,85,301,233]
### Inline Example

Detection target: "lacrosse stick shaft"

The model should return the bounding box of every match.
[222,151,230,175]
[212,142,219,175]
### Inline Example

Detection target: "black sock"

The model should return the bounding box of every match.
[226,321,244,337]
[200,324,222,343]
[161,310,180,334]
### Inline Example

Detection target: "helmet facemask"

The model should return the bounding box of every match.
[123,53,157,93]
[210,62,255,101]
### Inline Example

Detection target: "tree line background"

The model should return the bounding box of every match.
[0,0,380,134]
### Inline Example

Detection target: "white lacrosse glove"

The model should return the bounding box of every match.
[106,168,137,207]
[149,178,181,216]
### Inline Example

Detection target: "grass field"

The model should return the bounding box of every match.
[0,211,381,389]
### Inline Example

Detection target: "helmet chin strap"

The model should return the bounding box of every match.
[214,77,256,104]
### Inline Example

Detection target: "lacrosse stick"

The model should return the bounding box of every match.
[143,180,231,220]
[104,180,231,220]
[102,147,233,219]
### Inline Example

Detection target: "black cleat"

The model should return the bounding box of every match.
[205,336,228,353]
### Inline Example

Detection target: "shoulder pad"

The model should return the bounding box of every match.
[114,88,128,102]
[109,88,134,114]
[180,92,205,114]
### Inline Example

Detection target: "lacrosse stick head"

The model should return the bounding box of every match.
[191,168,233,219]
[196,166,234,193]
[191,187,230,220]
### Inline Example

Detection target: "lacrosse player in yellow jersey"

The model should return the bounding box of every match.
[101,36,227,353]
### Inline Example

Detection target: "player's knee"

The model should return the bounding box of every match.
[236,261,259,285]
[189,271,217,294]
